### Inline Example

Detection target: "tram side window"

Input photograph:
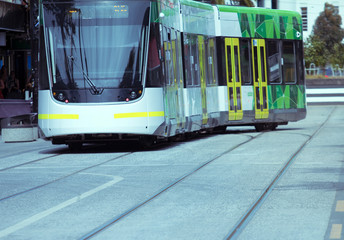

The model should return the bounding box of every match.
[39,31,50,90]
[176,31,184,88]
[216,38,226,86]
[240,39,252,85]
[183,34,192,86]
[191,35,200,86]
[206,38,218,86]
[146,23,162,87]
[162,27,170,85]
[282,41,297,84]
[296,41,304,84]
[267,40,282,84]
[163,27,175,86]
[183,34,200,87]
[171,30,179,86]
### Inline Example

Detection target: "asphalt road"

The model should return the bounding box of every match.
[0,105,343,240]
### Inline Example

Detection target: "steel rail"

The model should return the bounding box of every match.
[80,133,263,239]
[224,106,336,239]
[0,152,133,202]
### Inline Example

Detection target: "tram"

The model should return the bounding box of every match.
[38,0,306,148]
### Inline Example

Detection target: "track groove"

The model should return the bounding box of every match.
[80,134,263,239]
[0,152,133,202]
[224,107,336,239]
[0,154,60,172]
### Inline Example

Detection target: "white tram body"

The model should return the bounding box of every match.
[38,0,306,146]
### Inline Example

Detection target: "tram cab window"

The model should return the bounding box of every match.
[267,40,282,84]
[282,41,297,84]
[240,39,252,85]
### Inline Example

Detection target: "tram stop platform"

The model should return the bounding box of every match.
[0,99,37,143]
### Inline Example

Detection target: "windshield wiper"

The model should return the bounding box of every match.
[68,56,104,95]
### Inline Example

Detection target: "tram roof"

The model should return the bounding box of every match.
[180,0,214,11]
[180,0,301,19]
[217,5,301,19]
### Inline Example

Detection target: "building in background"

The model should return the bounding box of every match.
[0,0,31,99]
[256,0,344,41]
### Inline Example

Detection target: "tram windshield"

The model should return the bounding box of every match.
[42,1,150,102]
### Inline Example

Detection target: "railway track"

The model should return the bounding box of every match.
[224,107,335,239]
[79,109,335,239]
[80,133,263,239]
[0,131,262,239]
[0,151,133,202]
[0,107,338,239]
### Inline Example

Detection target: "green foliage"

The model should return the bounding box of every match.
[209,0,255,6]
[330,43,344,66]
[211,0,225,4]
[304,35,327,67]
[313,3,344,53]
[305,2,344,68]
[241,0,255,7]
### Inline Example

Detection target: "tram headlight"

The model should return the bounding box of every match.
[130,91,137,99]
[57,92,65,101]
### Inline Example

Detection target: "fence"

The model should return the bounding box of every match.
[306,63,344,77]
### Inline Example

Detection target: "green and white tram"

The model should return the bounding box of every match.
[38,0,306,148]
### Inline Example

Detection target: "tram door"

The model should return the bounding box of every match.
[162,27,185,131]
[198,35,208,125]
[251,39,269,119]
[225,38,243,121]
[172,31,185,129]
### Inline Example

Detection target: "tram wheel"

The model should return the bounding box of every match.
[255,124,265,132]
[213,126,227,133]
[255,123,278,132]
[270,123,278,131]
[139,136,157,149]
[68,142,83,152]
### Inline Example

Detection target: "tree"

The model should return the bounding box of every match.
[238,0,255,7]
[330,42,344,66]
[313,3,344,54]
[304,2,344,68]
[304,35,327,67]
[211,0,225,4]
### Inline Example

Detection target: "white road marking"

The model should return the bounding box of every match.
[307,97,344,103]
[329,224,342,239]
[306,88,344,103]
[0,175,123,238]
[306,88,344,94]
[335,200,344,212]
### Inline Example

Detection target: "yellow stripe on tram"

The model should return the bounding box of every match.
[114,112,148,119]
[148,111,165,117]
[114,111,164,119]
[38,114,79,120]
